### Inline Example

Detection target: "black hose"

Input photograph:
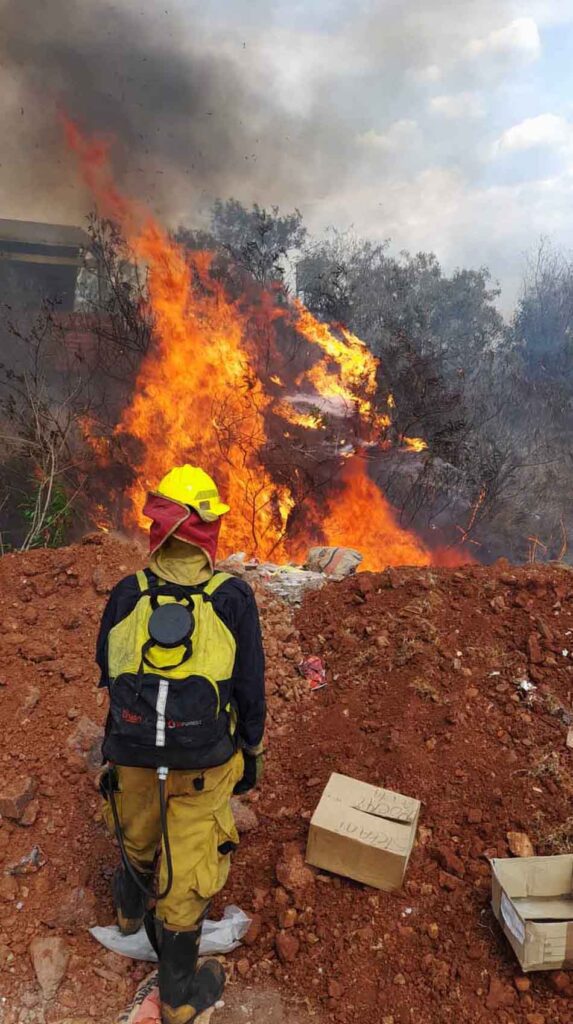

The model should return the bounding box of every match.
[109,774,174,902]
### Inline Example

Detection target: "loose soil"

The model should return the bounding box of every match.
[1,536,573,1024]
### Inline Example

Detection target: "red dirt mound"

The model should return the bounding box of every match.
[1,538,573,1024]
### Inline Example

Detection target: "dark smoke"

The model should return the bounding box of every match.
[0,0,341,224]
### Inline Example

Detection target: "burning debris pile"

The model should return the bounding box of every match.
[63,121,469,571]
[1,536,573,1022]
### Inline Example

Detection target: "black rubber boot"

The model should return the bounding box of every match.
[112,864,152,936]
[144,910,163,957]
[159,926,225,1024]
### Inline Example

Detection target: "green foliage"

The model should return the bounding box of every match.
[20,482,73,549]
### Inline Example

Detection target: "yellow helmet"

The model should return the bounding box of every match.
[156,465,230,517]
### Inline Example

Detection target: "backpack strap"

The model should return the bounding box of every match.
[202,571,232,598]
[135,569,149,592]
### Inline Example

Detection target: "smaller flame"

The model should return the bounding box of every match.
[403,436,429,453]
[270,374,285,387]
[387,393,396,408]
[277,402,324,430]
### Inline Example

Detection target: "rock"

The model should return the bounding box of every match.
[393,973,406,986]
[230,797,259,834]
[242,914,262,947]
[61,663,83,683]
[328,980,345,998]
[25,642,53,663]
[278,908,297,929]
[0,876,18,902]
[528,634,543,665]
[435,846,465,878]
[525,1015,545,1024]
[467,808,482,824]
[275,842,315,894]
[236,958,250,976]
[427,923,439,940]
[42,886,97,929]
[514,976,531,993]
[23,606,39,625]
[30,936,70,1000]
[66,717,104,771]
[0,776,37,820]
[549,970,573,995]
[486,977,516,1010]
[23,686,41,710]
[92,566,115,594]
[20,799,40,827]
[507,832,535,858]
[275,931,300,963]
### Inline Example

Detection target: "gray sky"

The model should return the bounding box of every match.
[1,0,573,310]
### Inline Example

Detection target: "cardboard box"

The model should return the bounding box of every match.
[491,854,573,971]
[305,772,421,891]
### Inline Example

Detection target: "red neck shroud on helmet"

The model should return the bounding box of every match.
[143,493,221,565]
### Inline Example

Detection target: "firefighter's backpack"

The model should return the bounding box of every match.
[102,569,237,770]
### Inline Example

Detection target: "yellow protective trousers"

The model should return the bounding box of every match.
[102,751,243,930]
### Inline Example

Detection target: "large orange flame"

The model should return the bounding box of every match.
[64,118,471,568]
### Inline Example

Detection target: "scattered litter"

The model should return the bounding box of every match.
[299,656,327,692]
[489,671,501,677]
[92,905,251,962]
[114,970,159,1023]
[8,846,45,876]
[305,546,362,580]
[562,649,569,657]
[515,677,536,694]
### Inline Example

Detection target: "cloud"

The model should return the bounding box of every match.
[496,114,573,154]
[466,17,541,63]
[429,92,485,119]
[358,121,419,152]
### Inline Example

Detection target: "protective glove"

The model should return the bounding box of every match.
[233,752,264,795]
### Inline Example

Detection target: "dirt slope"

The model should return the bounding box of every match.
[1,538,573,1024]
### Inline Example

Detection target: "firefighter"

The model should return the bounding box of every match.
[96,465,265,1024]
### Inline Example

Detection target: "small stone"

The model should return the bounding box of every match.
[486,977,516,1010]
[230,797,259,834]
[20,799,40,827]
[242,914,262,947]
[528,635,543,665]
[467,808,482,824]
[393,973,406,986]
[236,958,250,977]
[42,886,97,928]
[0,776,37,821]
[278,908,297,930]
[66,717,104,771]
[435,846,465,877]
[514,976,531,993]
[0,876,18,902]
[30,936,70,1000]
[549,970,572,995]
[526,1015,545,1024]
[23,606,39,625]
[275,931,300,963]
[23,687,41,710]
[275,842,315,894]
[328,980,344,999]
[507,832,535,858]
[427,923,439,940]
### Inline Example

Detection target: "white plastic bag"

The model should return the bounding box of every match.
[91,904,251,962]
